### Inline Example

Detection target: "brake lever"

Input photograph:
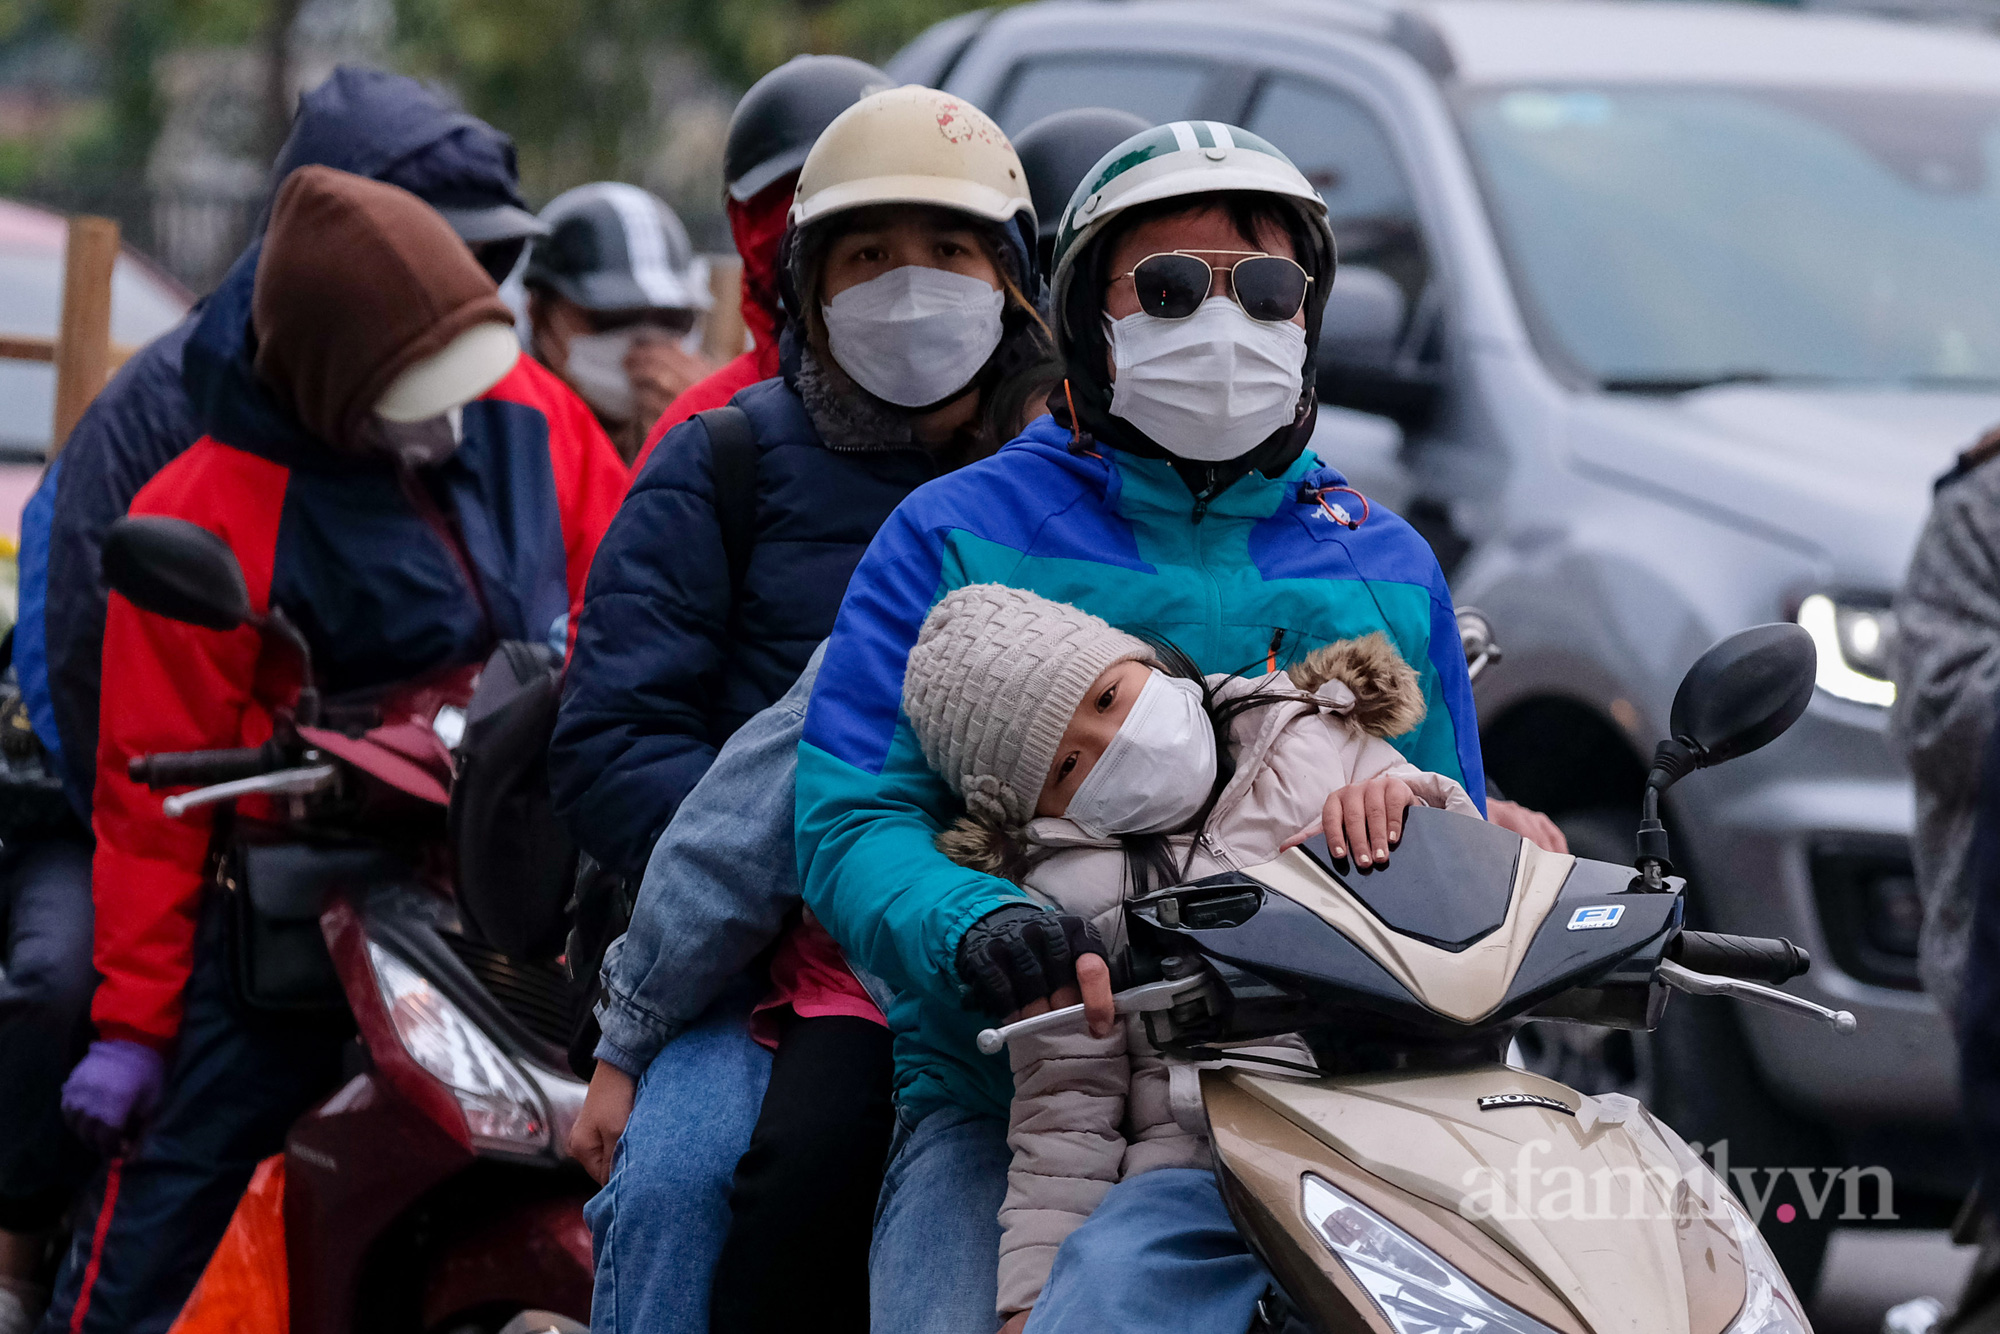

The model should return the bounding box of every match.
[976,972,1212,1055]
[161,765,339,818]
[1658,958,1858,1034]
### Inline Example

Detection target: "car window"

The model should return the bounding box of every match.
[994,55,1209,136]
[1245,76,1431,310]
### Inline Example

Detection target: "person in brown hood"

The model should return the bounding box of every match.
[42,163,628,1334]
[253,164,523,459]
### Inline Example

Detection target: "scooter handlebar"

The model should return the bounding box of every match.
[129,743,284,789]
[1669,930,1810,984]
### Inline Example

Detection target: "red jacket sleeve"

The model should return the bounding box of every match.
[493,358,628,659]
[89,442,288,1049]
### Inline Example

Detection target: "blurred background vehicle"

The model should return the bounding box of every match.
[891,0,2000,1310]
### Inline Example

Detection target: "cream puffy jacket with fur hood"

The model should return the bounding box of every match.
[940,635,1480,1315]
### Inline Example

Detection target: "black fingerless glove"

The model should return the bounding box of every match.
[955,903,1105,1018]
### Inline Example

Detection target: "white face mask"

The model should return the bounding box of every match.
[1063,671,1218,838]
[1107,298,1307,462]
[564,328,639,422]
[822,266,1005,409]
[368,405,464,468]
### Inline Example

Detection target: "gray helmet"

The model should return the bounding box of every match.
[524,182,712,313]
[723,55,891,203]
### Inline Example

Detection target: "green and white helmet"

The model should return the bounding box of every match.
[1049,120,1335,326]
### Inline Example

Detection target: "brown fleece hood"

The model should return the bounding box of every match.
[252,165,513,454]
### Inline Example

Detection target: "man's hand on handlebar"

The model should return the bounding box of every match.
[957,905,1115,1039]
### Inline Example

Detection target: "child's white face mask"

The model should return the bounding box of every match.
[1063,672,1217,837]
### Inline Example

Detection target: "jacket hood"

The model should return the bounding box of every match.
[187,66,530,458]
[251,167,513,455]
[266,66,531,227]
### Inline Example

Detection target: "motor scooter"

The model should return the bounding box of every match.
[100,516,593,1333]
[981,620,1850,1334]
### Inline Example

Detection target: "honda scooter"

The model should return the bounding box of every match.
[101,516,593,1333]
[982,621,1848,1334]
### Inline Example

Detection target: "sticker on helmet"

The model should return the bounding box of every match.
[1566,904,1624,931]
[1477,1092,1576,1115]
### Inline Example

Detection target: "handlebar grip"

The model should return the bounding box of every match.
[129,745,281,789]
[1670,930,1811,984]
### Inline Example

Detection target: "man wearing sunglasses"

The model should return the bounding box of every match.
[795,120,1563,1334]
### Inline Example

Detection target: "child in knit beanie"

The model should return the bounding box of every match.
[900,583,1481,1322]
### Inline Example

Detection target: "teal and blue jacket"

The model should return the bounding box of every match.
[796,414,1484,1121]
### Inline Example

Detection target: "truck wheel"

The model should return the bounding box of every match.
[1514,810,1654,1102]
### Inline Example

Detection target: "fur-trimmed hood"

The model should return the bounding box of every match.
[934,630,1447,881]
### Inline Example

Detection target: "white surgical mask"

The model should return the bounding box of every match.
[1107,298,1307,462]
[564,328,640,422]
[1063,671,1218,837]
[822,266,1005,408]
[369,405,464,468]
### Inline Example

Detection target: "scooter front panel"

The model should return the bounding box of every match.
[1240,838,1575,1024]
[1225,1066,1749,1334]
[1205,1073,1591,1334]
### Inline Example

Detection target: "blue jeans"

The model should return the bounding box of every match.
[1025,1168,1271,1334]
[869,1104,1010,1334]
[584,978,772,1334]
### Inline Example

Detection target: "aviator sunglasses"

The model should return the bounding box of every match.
[1117,250,1313,323]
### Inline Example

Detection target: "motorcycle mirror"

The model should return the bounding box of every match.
[1456,606,1501,683]
[1665,622,1817,775]
[101,517,256,632]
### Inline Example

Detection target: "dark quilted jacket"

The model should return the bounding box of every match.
[550,361,945,878]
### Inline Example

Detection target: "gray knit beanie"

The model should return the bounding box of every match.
[903,584,1155,829]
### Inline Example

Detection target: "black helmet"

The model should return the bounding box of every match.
[1014,107,1151,249]
[723,54,891,203]
[524,182,712,313]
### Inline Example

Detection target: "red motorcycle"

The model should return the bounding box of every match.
[103,516,594,1334]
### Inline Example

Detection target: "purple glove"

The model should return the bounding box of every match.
[62,1040,165,1156]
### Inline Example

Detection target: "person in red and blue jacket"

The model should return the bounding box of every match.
[39,167,625,1334]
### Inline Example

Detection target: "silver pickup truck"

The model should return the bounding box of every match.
[893,0,2000,1288]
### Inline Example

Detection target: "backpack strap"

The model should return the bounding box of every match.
[696,406,760,598]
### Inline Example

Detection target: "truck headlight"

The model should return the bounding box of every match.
[1796,594,1896,707]
[1721,1191,1810,1334]
[367,941,550,1154]
[1300,1174,1557,1334]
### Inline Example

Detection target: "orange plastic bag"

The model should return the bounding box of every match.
[167,1154,288,1334]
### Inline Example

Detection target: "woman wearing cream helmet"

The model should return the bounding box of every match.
[553,85,1051,1334]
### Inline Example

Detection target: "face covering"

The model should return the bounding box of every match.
[366,406,463,468]
[822,266,1005,409]
[1063,671,1218,838]
[563,328,640,423]
[1107,297,1308,462]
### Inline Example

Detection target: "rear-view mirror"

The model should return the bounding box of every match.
[1668,623,1817,769]
[101,516,255,632]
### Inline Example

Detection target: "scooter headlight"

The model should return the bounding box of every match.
[1720,1192,1810,1334]
[1300,1174,1558,1334]
[367,942,551,1154]
[1796,593,1896,707]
